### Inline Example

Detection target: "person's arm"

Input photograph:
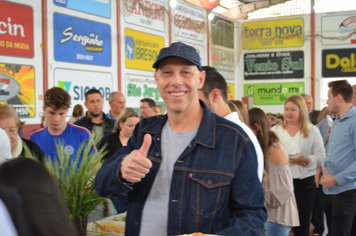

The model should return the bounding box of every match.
[94,124,152,197]
[217,139,267,235]
[302,126,326,170]
[318,120,329,148]
[264,146,293,208]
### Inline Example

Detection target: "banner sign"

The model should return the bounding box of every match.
[125,28,165,71]
[0,63,36,118]
[321,14,356,45]
[227,83,235,100]
[54,68,113,115]
[125,73,163,108]
[212,48,234,76]
[244,82,304,105]
[211,16,234,49]
[123,0,166,31]
[172,1,206,41]
[0,1,34,58]
[244,51,304,80]
[242,19,304,49]
[53,13,112,66]
[322,48,356,77]
[53,0,111,18]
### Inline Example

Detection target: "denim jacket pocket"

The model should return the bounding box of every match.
[190,172,231,218]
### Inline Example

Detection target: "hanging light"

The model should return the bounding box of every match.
[169,0,177,8]
[208,12,215,21]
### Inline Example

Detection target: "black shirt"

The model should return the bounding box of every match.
[97,130,123,161]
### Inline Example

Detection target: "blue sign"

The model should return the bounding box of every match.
[54,13,112,67]
[53,0,111,18]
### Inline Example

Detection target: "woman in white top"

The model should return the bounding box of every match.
[272,95,325,236]
[249,107,299,236]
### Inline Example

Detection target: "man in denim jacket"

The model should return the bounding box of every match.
[94,42,266,236]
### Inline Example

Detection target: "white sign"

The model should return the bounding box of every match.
[172,1,206,41]
[54,68,113,116]
[321,14,356,45]
[122,0,167,32]
[211,48,235,80]
[125,73,163,109]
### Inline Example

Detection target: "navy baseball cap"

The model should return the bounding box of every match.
[153,42,202,71]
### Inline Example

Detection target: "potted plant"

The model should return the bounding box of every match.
[25,137,107,236]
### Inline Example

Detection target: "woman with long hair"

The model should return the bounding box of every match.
[271,95,325,236]
[229,100,249,124]
[249,107,299,236]
[0,158,77,236]
[98,108,140,161]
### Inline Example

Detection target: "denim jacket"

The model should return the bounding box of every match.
[95,102,266,236]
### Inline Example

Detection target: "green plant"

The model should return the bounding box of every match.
[25,136,107,221]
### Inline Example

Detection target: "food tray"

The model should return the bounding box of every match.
[87,220,125,236]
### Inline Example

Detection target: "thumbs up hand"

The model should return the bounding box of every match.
[120,134,153,183]
[320,168,337,189]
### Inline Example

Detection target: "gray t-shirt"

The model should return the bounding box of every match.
[139,121,198,236]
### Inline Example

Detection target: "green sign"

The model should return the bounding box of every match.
[244,82,304,105]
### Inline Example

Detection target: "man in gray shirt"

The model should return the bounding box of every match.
[95,42,266,235]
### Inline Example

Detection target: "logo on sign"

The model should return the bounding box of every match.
[0,17,25,37]
[247,86,254,95]
[339,16,356,33]
[126,36,135,60]
[60,27,104,53]
[0,1,34,57]
[58,81,72,92]
[0,74,20,102]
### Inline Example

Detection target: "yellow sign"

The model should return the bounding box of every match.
[125,28,165,71]
[242,19,304,49]
[0,64,35,117]
[227,83,235,100]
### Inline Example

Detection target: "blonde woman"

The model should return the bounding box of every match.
[98,108,140,161]
[249,107,299,236]
[272,95,325,236]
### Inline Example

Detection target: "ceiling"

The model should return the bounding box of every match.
[184,0,291,19]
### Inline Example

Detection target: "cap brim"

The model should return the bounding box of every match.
[153,55,201,71]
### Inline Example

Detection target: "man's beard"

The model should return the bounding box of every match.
[89,111,102,118]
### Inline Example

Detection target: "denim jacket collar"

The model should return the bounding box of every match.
[141,100,215,149]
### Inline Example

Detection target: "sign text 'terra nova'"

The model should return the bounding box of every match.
[242,19,304,50]
[0,1,34,58]
[322,48,356,77]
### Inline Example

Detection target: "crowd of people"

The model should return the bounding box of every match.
[0,41,355,236]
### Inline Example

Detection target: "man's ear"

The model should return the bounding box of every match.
[336,94,343,103]
[198,70,206,89]
[211,88,221,102]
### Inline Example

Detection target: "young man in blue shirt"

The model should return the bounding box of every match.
[30,87,94,168]
[316,80,356,236]
[95,42,266,235]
